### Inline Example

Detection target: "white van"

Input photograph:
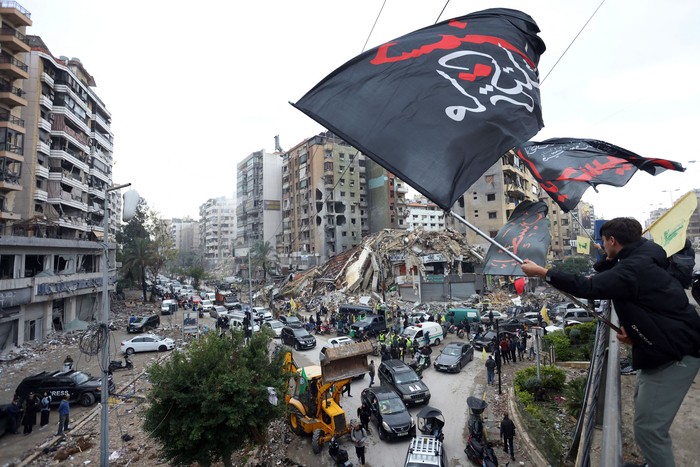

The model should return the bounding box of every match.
[401,321,444,347]
[228,311,260,332]
[252,306,273,321]
[204,292,216,302]
[161,299,177,315]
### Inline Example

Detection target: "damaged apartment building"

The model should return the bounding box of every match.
[0,2,118,352]
[277,132,409,273]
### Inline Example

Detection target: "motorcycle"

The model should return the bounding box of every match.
[328,435,353,466]
[464,396,499,466]
[108,355,133,372]
[416,406,445,443]
[443,323,466,339]
[408,349,431,376]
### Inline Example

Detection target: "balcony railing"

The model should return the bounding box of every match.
[0,2,31,18]
[0,54,28,71]
[0,112,24,127]
[0,81,24,97]
[0,142,23,156]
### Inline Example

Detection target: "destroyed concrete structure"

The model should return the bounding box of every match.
[277,228,486,303]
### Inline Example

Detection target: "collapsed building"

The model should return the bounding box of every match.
[277,228,486,303]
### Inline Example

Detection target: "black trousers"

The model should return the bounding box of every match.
[503,436,514,459]
[355,446,365,465]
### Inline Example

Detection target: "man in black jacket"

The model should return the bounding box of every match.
[522,217,700,467]
[500,413,516,461]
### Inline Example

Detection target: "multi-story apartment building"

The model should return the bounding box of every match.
[366,159,409,232]
[171,216,199,252]
[279,133,369,270]
[406,196,445,231]
[235,150,282,270]
[199,197,236,267]
[0,4,119,351]
[449,150,540,252]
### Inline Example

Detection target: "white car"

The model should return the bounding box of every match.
[201,299,215,311]
[545,320,583,334]
[262,319,284,338]
[480,310,507,324]
[120,334,176,355]
[327,336,354,347]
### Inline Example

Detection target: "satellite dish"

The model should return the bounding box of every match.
[122,189,140,221]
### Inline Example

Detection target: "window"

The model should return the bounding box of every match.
[486,193,496,201]
[340,191,345,197]
[489,230,498,238]
[488,211,497,219]
[473,210,479,218]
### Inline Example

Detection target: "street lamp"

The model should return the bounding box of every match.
[100,183,138,467]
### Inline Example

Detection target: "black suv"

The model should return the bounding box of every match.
[361,386,416,441]
[15,370,115,407]
[280,326,316,350]
[127,314,161,333]
[378,359,430,406]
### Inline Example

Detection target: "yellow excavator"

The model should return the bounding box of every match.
[284,340,373,454]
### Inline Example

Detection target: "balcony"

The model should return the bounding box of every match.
[92,112,111,132]
[39,117,51,132]
[41,70,54,87]
[34,165,48,178]
[52,106,90,134]
[47,190,88,212]
[0,2,32,27]
[92,131,113,150]
[39,94,52,108]
[0,112,24,133]
[0,209,20,220]
[89,166,110,184]
[0,81,26,107]
[0,54,29,80]
[36,140,50,155]
[49,171,88,192]
[0,142,23,161]
[88,186,106,199]
[0,27,29,53]
[49,149,89,171]
[33,188,47,201]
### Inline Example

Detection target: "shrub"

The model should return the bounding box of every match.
[564,376,587,417]
[514,365,566,392]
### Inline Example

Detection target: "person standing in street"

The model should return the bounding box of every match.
[8,398,21,434]
[500,413,516,461]
[40,392,52,428]
[357,402,371,432]
[521,217,700,467]
[342,379,353,397]
[351,421,367,466]
[368,360,375,387]
[22,392,39,435]
[485,355,496,385]
[56,395,70,436]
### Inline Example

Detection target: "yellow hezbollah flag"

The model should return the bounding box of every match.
[576,236,590,255]
[646,191,698,256]
[540,304,551,325]
[482,348,487,362]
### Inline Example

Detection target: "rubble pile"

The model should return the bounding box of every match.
[278,228,484,300]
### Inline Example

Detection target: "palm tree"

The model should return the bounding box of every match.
[249,241,277,283]
[121,237,153,301]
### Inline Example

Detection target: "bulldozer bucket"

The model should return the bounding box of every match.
[321,340,373,383]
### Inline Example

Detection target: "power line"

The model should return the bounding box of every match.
[362,0,387,53]
[541,0,607,85]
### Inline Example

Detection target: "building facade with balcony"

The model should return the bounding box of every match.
[449,150,540,252]
[171,216,199,253]
[0,3,119,352]
[278,132,369,271]
[235,150,282,273]
[366,159,409,232]
[199,197,236,267]
[406,196,445,231]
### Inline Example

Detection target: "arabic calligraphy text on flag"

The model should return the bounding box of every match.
[576,236,590,254]
[646,191,698,256]
[516,139,685,212]
[293,8,546,211]
[483,200,551,276]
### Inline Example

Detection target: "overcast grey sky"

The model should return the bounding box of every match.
[19,0,700,224]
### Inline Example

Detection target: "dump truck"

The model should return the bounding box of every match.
[284,340,373,454]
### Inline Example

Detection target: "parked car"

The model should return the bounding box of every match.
[280,326,316,350]
[127,314,160,333]
[320,336,355,362]
[558,309,597,324]
[498,316,538,332]
[252,306,273,322]
[201,299,215,312]
[351,314,388,337]
[545,320,583,334]
[472,330,515,353]
[15,370,115,407]
[209,305,228,319]
[278,315,303,328]
[378,359,430,406]
[262,319,284,338]
[480,310,507,324]
[160,299,177,315]
[120,334,176,355]
[361,386,416,441]
[433,342,474,373]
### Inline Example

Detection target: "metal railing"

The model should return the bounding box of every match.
[0,54,28,71]
[0,1,31,18]
[0,26,26,42]
[0,112,24,126]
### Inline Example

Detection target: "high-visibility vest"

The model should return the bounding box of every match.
[379,333,385,343]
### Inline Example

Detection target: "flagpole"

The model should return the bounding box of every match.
[450,211,620,332]
[449,211,523,263]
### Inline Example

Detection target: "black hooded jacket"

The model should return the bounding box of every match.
[547,238,700,370]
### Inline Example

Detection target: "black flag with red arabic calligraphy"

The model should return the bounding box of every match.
[293,8,546,211]
[517,138,686,212]
[483,200,550,276]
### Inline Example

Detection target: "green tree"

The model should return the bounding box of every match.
[187,265,207,289]
[553,256,592,275]
[143,331,287,467]
[121,237,152,301]
[249,240,277,283]
[146,214,177,300]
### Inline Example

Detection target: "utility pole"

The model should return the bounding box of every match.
[100,183,131,467]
